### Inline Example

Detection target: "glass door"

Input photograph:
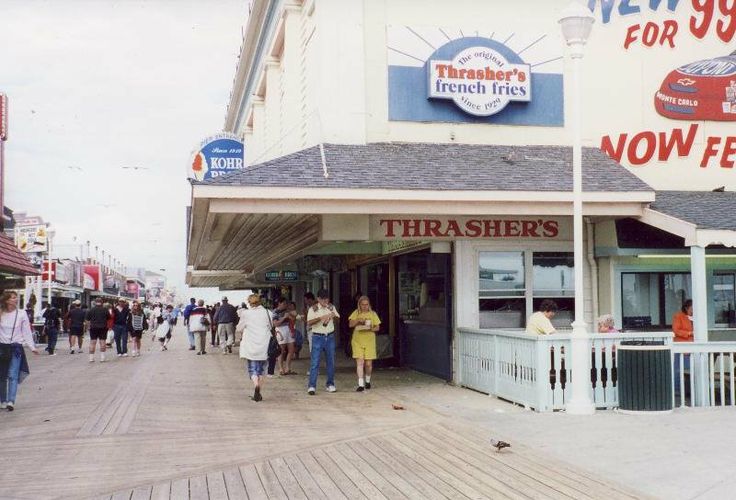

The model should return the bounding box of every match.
[714,274,735,327]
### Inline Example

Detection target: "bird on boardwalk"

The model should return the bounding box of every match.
[490,438,511,452]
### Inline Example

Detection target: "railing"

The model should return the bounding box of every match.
[671,342,736,408]
[457,328,673,412]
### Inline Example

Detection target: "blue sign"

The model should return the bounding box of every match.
[388,33,563,126]
[189,133,245,181]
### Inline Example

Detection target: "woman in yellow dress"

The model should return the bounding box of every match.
[348,296,381,392]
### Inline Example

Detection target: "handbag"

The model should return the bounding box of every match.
[266,310,280,357]
[1,311,19,361]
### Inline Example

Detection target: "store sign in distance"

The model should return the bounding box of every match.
[428,46,531,116]
[189,133,244,181]
[264,270,298,282]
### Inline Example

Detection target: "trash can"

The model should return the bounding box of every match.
[617,340,673,412]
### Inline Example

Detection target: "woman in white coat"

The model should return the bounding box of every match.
[239,294,273,402]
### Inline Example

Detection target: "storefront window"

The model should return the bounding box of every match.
[533,253,574,296]
[714,274,736,326]
[621,272,690,330]
[479,252,525,328]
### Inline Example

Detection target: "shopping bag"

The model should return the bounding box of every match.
[106,329,115,345]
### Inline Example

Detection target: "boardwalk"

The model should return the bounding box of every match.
[0,327,647,500]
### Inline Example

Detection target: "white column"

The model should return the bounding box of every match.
[690,245,710,405]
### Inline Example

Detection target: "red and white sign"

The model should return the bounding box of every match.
[370,216,568,241]
[83,264,101,291]
[0,94,7,141]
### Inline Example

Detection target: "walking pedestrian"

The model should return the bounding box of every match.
[348,296,381,391]
[302,292,315,353]
[182,297,196,351]
[85,298,110,362]
[272,297,295,374]
[113,299,130,357]
[239,294,273,402]
[306,289,340,395]
[156,305,175,351]
[66,300,86,354]
[0,291,39,411]
[290,301,304,360]
[214,296,238,354]
[189,299,209,355]
[127,301,148,357]
[210,302,220,347]
[42,302,61,356]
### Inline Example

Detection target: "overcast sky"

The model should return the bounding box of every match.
[1,0,247,302]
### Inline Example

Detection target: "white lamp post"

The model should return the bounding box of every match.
[559,1,596,415]
[46,228,56,308]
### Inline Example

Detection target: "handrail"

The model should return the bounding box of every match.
[671,342,736,353]
[458,327,673,342]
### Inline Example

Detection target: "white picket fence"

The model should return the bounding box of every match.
[671,342,736,408]
[457,328,673,411]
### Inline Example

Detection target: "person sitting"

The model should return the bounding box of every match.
[597,314,619,333]
[525,300,557,335]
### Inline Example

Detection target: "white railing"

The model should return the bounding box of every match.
[671,342,736,408]
[457,328,673,412]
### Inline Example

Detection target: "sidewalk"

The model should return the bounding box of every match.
[0,327,730,499]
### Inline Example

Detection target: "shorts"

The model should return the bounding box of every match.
[70,326,84,336]
[351,331,377,360]
[89,327,107,340]
[130,329,144,339]
[247,359,266,378]
[277,328,294,345]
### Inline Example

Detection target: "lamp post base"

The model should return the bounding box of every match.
[565,320,596,415]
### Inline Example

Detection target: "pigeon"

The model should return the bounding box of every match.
[490,438,511,452]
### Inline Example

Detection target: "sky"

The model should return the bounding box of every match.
[1,0,248,302]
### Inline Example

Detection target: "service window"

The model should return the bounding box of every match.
[479,251,525,329]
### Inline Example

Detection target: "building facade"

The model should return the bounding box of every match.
[188,0,736,400]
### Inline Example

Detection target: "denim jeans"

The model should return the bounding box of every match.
[0,345,23,403]
[113,325,128,354]
[308,333,335,389]
[46,326,59,354]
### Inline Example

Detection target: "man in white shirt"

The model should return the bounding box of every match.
[305,289,340,395]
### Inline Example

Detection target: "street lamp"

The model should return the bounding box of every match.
[559,1,596,415]
[46,228,56,308]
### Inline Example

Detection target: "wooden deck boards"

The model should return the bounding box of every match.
[0,329,649,500]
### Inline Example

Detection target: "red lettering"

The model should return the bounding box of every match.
[642,22,659,46]
[380,219,401,238]
[658,124,698,161]
[483,220,501,237]
[600,134,628,162]
[722,136,736,169]
[465,219,482,237]
[701,137,721,168]
[444,219,462,237]
[504,220,521,237]
[661,20,678,48]
[623,24,640,49]
[402,219,422,237]
[521,220,540,237]
[627,131,657,165]
[423,219,442,237]
[542,221,559,238]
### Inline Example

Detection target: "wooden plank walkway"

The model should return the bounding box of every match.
[99,422,649,500]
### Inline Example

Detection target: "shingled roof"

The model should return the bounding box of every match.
[651,191,736,231]
[0,233,38,276]
[195,143,652,193]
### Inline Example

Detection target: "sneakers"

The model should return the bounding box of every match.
[6,402,14,411]
[122,353,128,357]
[70,349,75,355]
[222,350,228,355]
[365,382,371,390]
[48,353,56,356]
[117,353,123,357]
[307,387,316,395]
[326,385,337,393]
[253,387,262,402]
[356,386,365,392]
[0,402,6,409]
[189,346,196,351]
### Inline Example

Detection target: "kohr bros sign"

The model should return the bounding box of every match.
[387,27,563,126]
[189,132,244,181]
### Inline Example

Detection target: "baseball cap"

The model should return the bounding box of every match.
[221,296,228,301]
[73,299,81,305]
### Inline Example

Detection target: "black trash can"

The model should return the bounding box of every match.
[618,340,673,412]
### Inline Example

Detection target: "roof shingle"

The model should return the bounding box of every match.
[195,143,653,193]
[0,233,39,276]
[651,191,736,231]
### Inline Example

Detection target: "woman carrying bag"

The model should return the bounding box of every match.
[0,291,39,411]
[239,294,274,402]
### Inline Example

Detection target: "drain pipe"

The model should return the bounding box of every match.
[585,217,599,325]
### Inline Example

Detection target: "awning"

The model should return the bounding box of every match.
[642,191,736,247]
[0,233,39,276]
[187,142,656,288]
